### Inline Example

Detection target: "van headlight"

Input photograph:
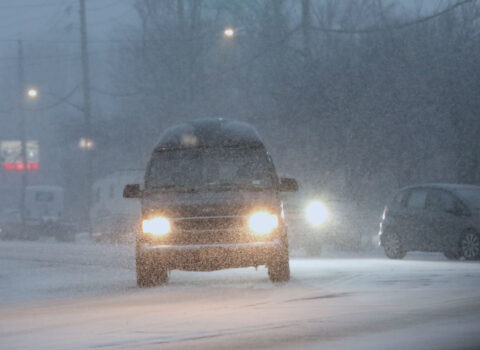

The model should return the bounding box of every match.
[306,201,329,226]
[248,211,278,235]
[142,217,171,236]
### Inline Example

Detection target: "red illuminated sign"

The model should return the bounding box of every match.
[3,162,39,171]
[1,140,39,171]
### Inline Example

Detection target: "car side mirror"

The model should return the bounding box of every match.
[279,178,298,192]
[123,184,142,198]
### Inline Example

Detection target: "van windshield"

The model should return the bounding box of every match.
[146,148,274,191]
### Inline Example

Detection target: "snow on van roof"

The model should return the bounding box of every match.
[154,119,264,151]
[93,170,144,186]
[399,183,480,192]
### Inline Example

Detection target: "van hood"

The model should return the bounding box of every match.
[141,190,280,218]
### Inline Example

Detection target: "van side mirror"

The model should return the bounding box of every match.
[123,184,142,198]
[279,178,298,192]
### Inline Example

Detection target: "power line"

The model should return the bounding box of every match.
[27,84,81,112]
[0,84,81,113]
[0,0,121,9]
[91,86,139,97]
[43,0,75,35]
[0,2,69,9]
[0,84,139,112]
[0,48,128,61]
[79,0,94,234]
[0,38,132,43]
[0,38,132,45]
[311,0,477,34]
[87,0,128,12]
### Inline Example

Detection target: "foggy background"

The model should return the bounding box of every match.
[0,0,479,227]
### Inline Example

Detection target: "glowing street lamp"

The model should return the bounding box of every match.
[27,88,38,98]
[223,27,235,38]
[79,137,94,150]
[18,87,39,227]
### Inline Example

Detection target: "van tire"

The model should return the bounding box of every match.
[268,248,290,283]
[136,253,168,287]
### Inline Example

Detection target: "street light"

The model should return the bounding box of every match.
[224,27,235,38]
[78,137,94,150]
[27,88,38,99]
[17,87,39,231]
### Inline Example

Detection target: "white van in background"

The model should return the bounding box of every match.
[0,185,74,241]
[90,170,143,243]
[25,186,64,223]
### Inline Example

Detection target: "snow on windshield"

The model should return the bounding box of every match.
[146,148,274,190]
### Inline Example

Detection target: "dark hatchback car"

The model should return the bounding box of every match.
[379,184,480,260]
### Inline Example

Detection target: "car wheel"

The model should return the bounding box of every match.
[268,246,290,283]
[443,251,459,260]
[460,232,480,260]
[382,231,406,259]
[136,252,168,287]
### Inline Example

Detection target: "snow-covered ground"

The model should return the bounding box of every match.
[1,240,480,350]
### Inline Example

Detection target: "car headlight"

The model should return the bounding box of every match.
[306,201,329,226]
[142,217,171,236]
[248,211,278,235]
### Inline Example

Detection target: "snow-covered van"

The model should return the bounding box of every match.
[124,119,298,287]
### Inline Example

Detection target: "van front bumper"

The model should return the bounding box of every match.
[139,239,286,271]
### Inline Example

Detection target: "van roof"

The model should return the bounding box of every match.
[400,183,480,192]
[154,119,265,151]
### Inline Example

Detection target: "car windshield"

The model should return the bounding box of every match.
[454,189,480,210]
[146,148,274,191]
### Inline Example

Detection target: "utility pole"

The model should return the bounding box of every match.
[17,39,28,231]
[79,0,93,234]
[301,0,312,62]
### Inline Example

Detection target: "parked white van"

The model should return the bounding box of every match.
[0,185,73,241]
[90,170,143,243]
[25,186,64,223]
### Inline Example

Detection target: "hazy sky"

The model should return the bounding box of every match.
[0,0,443,120]
[0,0,135,55]
[0,0,438,51]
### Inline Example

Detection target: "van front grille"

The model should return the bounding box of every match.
[169,216,251,244]
[173,216,244,232]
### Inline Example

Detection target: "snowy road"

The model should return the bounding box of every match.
[1,241,480,350]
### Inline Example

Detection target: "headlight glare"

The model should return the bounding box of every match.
[142,217,170,236]
[306,201,329,226]
[249,211,278,235]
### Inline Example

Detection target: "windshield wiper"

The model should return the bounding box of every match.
[207,182,265,192]
[151,184,198,193]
